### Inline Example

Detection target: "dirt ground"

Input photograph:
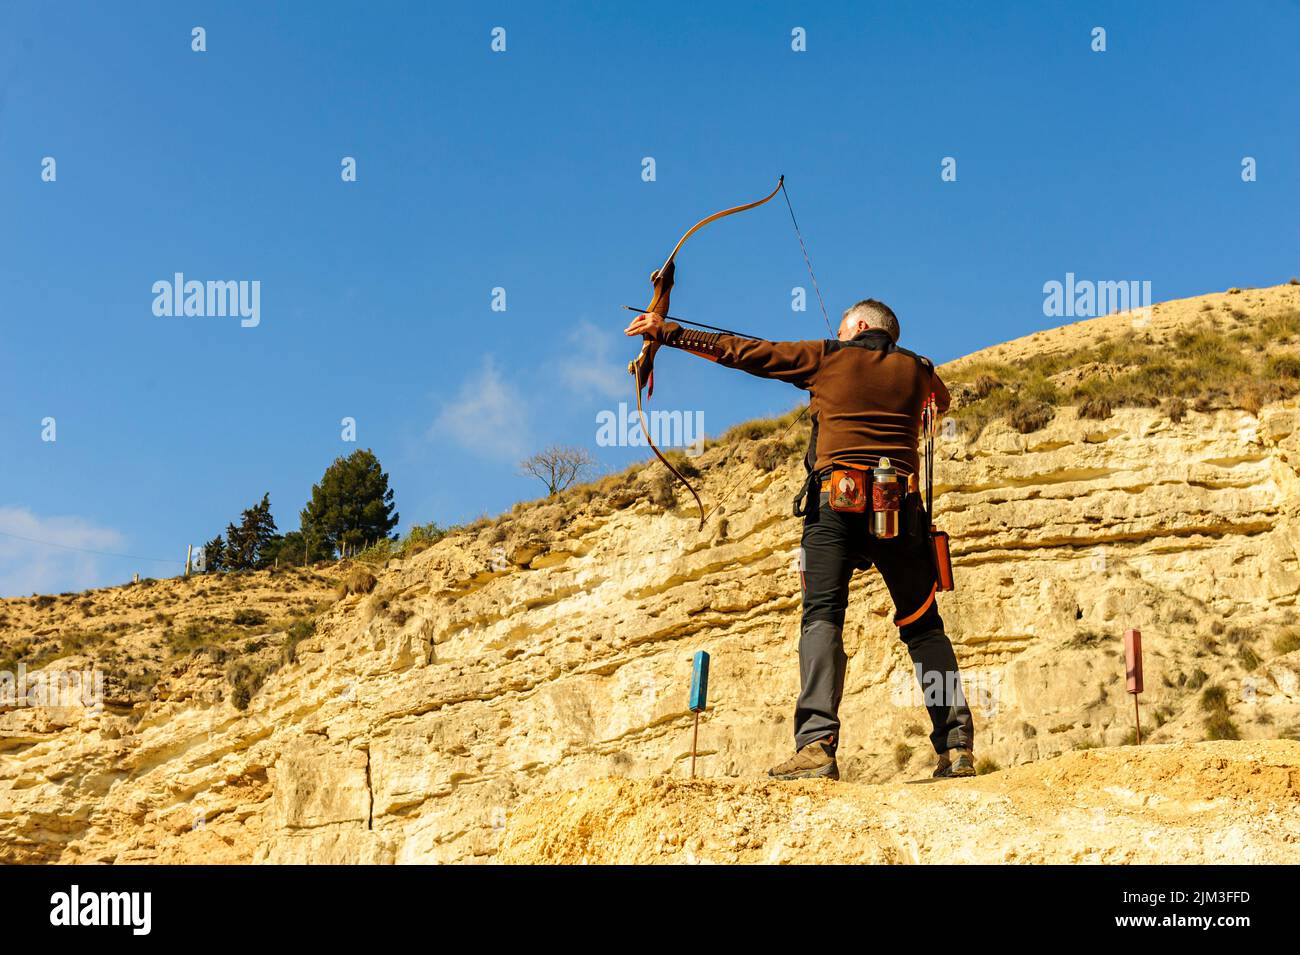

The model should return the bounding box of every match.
[500,740,1300,864]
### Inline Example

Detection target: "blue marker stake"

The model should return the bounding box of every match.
[689,651,710,777]
[690,651,710,712]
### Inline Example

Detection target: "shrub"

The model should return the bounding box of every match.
[1069,630,1104,649]
[971,374,1002,399]
[893,742,912,769]
[1273,630,1300,655]
[648,471,678,509]
[1199,684,1229,713]
[1266,354,1300,379]
[1204,711,1240,740]
[226,659,274,711]
[282,617,316,665]
[1078,396,1113,420]
[355,538,396,566]
[1233,381,1272,416]
[334,567,377,600]
[661,450,701,479]
[1008,400,1055,433]
[751,439,789,472]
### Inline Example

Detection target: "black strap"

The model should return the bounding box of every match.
[792,470,816,517]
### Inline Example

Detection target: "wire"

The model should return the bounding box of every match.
[0,529,184,564]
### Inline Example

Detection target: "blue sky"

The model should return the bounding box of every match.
[1,1,1297,595]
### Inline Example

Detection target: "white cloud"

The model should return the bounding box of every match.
[558,322,629,400]
[430,356,530,461]
[0,507,127,597]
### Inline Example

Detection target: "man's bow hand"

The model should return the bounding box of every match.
[624,312,665,339]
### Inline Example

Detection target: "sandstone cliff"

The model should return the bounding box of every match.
[3,283,1300,864]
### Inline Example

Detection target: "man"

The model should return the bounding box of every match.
[624,299,976,780]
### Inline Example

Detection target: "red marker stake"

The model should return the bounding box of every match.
[1124,628,1143,744]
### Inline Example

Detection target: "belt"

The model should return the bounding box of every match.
[820,472,918,493]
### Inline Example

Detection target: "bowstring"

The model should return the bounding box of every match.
[780,180,835,338]
[701,178,827,524]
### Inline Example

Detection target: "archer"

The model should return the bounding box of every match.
[624,300,977,781]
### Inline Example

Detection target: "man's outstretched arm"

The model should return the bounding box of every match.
[624,313,822,389]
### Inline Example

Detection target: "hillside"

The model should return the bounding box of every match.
[3,282,1300,864]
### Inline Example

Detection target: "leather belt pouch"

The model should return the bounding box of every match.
[826,468,868,513]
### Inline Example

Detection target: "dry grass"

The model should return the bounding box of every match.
[947,307,1300,435]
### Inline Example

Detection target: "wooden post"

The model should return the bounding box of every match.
[185,543,193,576]
[690,712,700,778]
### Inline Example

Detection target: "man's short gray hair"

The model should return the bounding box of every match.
[842,299,900,342]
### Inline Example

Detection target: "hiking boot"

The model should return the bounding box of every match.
[933,747,976,779]
[768,738,839,781]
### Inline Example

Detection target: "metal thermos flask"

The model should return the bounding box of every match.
[871,457,901,538]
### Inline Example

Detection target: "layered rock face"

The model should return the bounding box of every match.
[3,285,1299,864]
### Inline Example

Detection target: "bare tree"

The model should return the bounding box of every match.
[520,445,596,496]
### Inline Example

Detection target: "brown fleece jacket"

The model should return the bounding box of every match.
[658,323,950,477]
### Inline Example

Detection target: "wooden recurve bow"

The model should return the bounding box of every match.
[628,176,786,528]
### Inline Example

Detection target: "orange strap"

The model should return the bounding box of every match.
[895,584,936,627]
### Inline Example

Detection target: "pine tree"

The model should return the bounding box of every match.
[223,494,279,570]
[224,520,249,570]
[201,536,226,573]
[300,450,399,557]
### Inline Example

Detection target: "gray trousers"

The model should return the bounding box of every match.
[795,490,975,755]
